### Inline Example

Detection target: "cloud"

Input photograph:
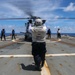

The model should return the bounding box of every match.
[63,2,75,12]
[0,3,26,18]
[0,24,25,33]
[61,26,75,33]
[0,0,62,18]
[32,0,62,17]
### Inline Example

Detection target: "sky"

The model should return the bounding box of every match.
[0,0,75,33]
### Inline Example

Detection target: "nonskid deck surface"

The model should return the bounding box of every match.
[0,35,75,75]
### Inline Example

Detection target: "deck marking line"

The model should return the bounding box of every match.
[46,53,75,57]
[0,53,75,58]
[0,55,33,58]
[41,61,51,75]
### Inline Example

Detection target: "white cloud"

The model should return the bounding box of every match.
[0,0,62,18]
[0,3,26,18]
[64,2,75,12]
[61,26,75,33]
[54,26,60,28]
[0,24,25,33]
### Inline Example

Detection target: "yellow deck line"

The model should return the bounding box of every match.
[41,61,51,75]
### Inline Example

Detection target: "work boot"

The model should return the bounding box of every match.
[35,65,41,71]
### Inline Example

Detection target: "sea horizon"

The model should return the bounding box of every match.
[0,33,75,37]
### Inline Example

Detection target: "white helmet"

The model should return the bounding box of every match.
[35,19,42,26]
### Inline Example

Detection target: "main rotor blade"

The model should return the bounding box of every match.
[0,17,75,20]
[0,16,40,20]
[47,17,75,20]
[55,17,75,19]
[0,18,30,20]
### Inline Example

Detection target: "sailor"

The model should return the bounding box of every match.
[1,29,6,41]
[29,19,47,71]
[47,28,51,39]
[12,29,16,40]
[57,28,61,40]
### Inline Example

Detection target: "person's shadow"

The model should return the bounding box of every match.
[20,63,37,71]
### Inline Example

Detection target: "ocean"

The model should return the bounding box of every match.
[61,33,75,37]
[52,33,75,37]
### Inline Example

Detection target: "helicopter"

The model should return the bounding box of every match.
[24,16,46,41]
